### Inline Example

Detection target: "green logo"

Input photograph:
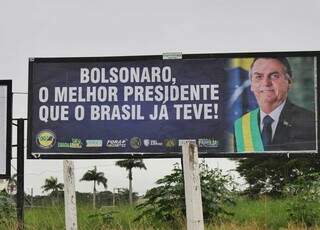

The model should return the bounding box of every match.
[36,130,56,149]
[58,138,83,149]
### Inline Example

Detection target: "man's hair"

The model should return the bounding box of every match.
[249,57,292,81]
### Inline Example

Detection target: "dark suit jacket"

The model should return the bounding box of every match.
[234,101,316,152]
[264,101,316,151]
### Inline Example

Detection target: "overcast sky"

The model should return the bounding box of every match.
[1,0,320,196]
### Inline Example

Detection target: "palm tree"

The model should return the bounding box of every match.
[115,159,146,205]
[80,166,107,208]
[41,176,64,205]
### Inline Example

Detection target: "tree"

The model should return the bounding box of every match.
[135,162,236,227]
[115,159,146,205]
[80,166,107,208]
[236,156,320,197]
[41,176,64,205]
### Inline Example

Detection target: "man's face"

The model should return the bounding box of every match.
[250,58,291,108]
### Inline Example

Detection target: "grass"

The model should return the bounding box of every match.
[231,196,290,229]
[6,197,319,229]
[24,204,146,230]
[24,205,66,229]
[207,222,320,230]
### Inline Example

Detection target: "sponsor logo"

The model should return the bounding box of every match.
[163,139,176,148]
[36,130,56,149]
[178,139,196,146]
[143,139,163,147]
[106,139,127,148]
[58,138,83,149]
[130,137,142,149]
[198,139,219,148]
[143,139,150,147]
[86,140,103,147]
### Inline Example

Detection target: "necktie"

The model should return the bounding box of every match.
[261,115,274,148]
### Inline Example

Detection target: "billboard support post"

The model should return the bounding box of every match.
[63,160,78,230]
[16,119,24,230]
[182,142,204,230]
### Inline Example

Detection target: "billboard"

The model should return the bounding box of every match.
[0,80,12,178]
[27,52,319,159]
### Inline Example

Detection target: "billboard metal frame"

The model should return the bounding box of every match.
[0,80,12,178]
[27,51,320,159]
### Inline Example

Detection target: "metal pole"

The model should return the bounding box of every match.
[16,119,25,229]
[180,156,184,172]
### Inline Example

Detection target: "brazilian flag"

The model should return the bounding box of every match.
[226,58,258,152]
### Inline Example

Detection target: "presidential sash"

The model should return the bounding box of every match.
[234,108,264,152]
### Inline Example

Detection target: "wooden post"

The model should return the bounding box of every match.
[182,142,204,230]
[63,160,78,230]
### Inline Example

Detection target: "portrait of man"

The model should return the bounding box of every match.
[234,57,316,152]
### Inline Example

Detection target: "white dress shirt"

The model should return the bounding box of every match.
[259,100,286,140]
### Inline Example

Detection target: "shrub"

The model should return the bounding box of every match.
[88,209,117,225]
[135,162,236,227]
[0,194,16,225]
[285,173,320,226]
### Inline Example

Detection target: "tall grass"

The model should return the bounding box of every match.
[231,196,290,229]
[18,198,320,229]
[207,222,320,230]
[25,205,65,229]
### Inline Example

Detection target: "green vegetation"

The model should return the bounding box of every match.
[19,197,320,230]
[25,205,65,229]
[115,159,147,205]
[41,176,64,206]
[1,187,320,229]
[1,161,319,229]
[236,157,320,197]
[80,166,108,209]
[230,196,291,229]
[0,193,16,228]
[285,173,320,226]
[135,162,236,228]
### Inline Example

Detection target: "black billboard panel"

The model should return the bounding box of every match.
[27,52,319,159]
